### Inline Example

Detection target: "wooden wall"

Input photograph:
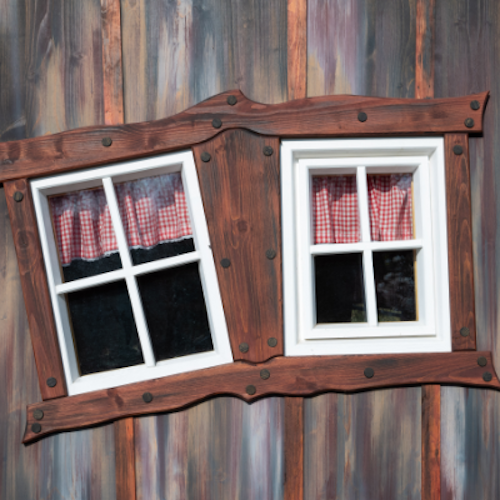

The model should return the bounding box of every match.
[1,0,499,499]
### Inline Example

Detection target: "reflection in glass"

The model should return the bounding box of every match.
[137,262,213,361]
[373,250,417,322]
[314,253,366,323]
[67,280,143,375]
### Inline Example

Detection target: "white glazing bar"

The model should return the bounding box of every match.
[311,239,424,256]
[132,251,200,277]
[356,166,371,243]
[102,177,156,366]
[362,249,378,327]
[55,268,127,294]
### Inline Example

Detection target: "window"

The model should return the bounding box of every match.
[31,151,233,395]
[281,138,451,355]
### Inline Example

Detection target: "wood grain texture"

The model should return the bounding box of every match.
[24,0,104,137]
[304,388,421,499]
[4,179,67,399]
[101,0,124,126]
[0,90,488,183]
[23,351,500,443]
[445,134,476,350]
[416,0,435,99]
[0,0,27,141]
[121,0,287,123]
[135,397,284,500]
[441,387,500,499]
[422,385,440,500]
[284,397,303,500]
[115,418,136,500]
[307,0,416,97]
[287,0,307,100]
[193,130,283,363]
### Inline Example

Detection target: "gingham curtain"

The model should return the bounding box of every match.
[312,174,412,244]
[50,173,192,265]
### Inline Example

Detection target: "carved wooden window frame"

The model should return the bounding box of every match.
[0,89,496,443]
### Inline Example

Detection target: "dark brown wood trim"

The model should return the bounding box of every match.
[193,131,283,363]
[416,0,435,99]
[445,134,476,350]
[422,385,441,500]
[0,91,488,183]
[100,0,125,126]
[23,351,499,443]
[114,418,136,500]
[284,397,304,500]
[5,180,67,400]
[287,0,307,100]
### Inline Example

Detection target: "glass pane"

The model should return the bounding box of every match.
[115,173,195,265]
[137,262,213,361]
[312,176,360,244]
[367,174,413,241]
[67,280,144,375]
[314,253,366,323]
[49,187,122,282]
[373,250,417,322]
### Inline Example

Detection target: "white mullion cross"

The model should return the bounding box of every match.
[102,177,156,367]
[356,166,378,326]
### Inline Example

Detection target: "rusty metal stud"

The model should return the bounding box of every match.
[266,249,277,260]
[227,95,237,106]
[483,372,493,382]
[260,369,270,380]
[246,385,256,395]
[267,337,278,347]
[460,327,470,337]
[46,377,57,388]
[13,191,24,202]
[464,118,474,128]
[364,367,374,378]
[470,100,480,111]
[263,146,274,156]
[212,117,222,129]
[31,423,42,434]
[201,152,211,162]
[358,112,367,122]
[239,342,249,353]
[220,258,231,268]
[453,145,463,155]
[101,137,112,147]
[142,392,153,403]
[477,356,487,367]
[33,409,44,421]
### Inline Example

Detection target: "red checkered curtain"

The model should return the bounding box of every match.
[368,174,413,241]
[50,173,192,265]
[312,176,360,244]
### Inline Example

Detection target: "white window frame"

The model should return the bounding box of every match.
[281,138,451,356]
[31,150,233,395]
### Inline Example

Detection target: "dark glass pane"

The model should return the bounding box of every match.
[373,250,417,322]
[131,238,195,265]
[63,253,122,282]
[67,280,143,375]
[137,262,213,361]
[314,253,366,323]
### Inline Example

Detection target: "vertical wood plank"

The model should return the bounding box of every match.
[422,385,441,500]
[287,0,307,100]
[415,0,435,99]
[121,0,288,123]
[445,133,476,351]
[135,397,284,500]
[101,0,124,125]
[115,418,136,500]
[4,179,67,399]
[304,389,421,499]
[284,397,304,500]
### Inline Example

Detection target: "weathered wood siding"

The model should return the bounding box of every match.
[1,0,500,498]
